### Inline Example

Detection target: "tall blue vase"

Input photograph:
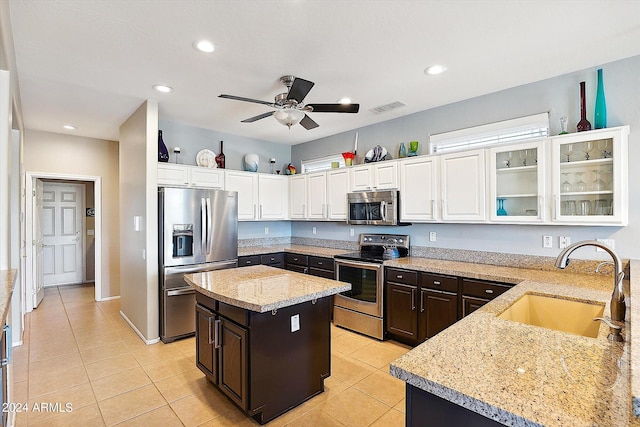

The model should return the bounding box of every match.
[594,69,607,129]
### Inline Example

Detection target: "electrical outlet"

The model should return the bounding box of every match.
[312,226,317,235]
[350,228,355,237]
[264,226,269,235]
[543,235,552,248]
[559,236,571,249]
[596,238,615,251]
[429,232,437,242]
[290,314,300,332]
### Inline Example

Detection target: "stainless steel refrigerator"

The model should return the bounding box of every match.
[158,187,238,343]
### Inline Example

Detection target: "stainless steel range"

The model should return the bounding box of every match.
[333,233,410,339]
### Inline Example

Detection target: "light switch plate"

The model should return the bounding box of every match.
[291,314,300,332]
[429,232,437,242]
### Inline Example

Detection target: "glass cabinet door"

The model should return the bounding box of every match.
[551,127,629,225]
[489,140,546,222]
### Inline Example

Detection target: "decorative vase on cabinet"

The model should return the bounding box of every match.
[158,130,169,162]
[594,69,607,129]
[399,143,407,158]
[576,82,592,132]
[215,140,225,169]
[496,198,507,216]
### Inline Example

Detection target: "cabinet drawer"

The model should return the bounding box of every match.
[261,253,284,265]
[285,253,308,266]
[462,279,512,300]
[309,268,335,279]
[309,256,334,271]
[218,301,249,327]
[238,255,260,267]
[386,268,418,285]
[420,273,458,293]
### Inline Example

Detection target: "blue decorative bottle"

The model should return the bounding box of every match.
[399,143,407,158]
[594,68,607,129]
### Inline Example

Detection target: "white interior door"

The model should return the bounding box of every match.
[42,182,84,286]
[33,179,44,308]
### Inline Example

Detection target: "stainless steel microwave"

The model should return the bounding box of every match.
[347,190,402,226]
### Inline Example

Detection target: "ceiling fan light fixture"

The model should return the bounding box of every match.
[193,40,215,53]
[274,109,305,128]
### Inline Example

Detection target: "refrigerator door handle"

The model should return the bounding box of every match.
[206,197,212,254]
[201,197,206,254]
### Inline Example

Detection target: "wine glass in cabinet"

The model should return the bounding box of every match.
[489,140,546,222]
[551,127,629,225]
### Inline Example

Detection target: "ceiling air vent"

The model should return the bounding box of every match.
[369,101,406,114]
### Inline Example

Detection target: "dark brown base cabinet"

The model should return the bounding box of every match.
[461,278,512,317]
[195,292,331,424]
[407,384,503,426]
[238,253,284,269]
[386,269,458,346]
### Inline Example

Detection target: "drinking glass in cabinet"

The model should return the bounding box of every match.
[562,144,574,162]
[561,173,572,193]
[582,141,594,160]
[562,200,577,215]
[575,172,587,192]
[578,200,592,216]
[592,170,605,191]
[599,139,612,158]
[519,150,528,167]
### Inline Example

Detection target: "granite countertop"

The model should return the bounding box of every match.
[184,264,350,313]
[238,244,349,258]
[389,259,639,426]
[0,270,17,325]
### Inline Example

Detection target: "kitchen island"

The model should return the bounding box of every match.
[184,265,350,424]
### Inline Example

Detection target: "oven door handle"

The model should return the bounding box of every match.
[336,259,382,270]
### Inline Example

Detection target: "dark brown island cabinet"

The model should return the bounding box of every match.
[194,292,331,424]
[238,252,284,269]
[386,268,513,346]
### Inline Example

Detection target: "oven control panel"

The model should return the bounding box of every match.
[359,234,410,250]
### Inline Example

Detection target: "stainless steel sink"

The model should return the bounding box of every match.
[497,293,605,338]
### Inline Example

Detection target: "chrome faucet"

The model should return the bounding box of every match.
[555,240,625,322]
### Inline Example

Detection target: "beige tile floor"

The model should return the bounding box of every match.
[12,284,411,426]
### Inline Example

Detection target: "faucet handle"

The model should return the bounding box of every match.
[595,261,614,273]
[593,317,624,342]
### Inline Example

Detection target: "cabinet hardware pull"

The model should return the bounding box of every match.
[553,195,558,220]
[253,204,258,219]
[411,288,416,311]
[433,281,441,285]
[441,199,446,218]
[259,204,263,218]
[293,258,298,261]
[397,275,403,279]
[207,316,215,345]
[1,325,11,366]
[318,261,323,265]
[312,298,317,305]
[485,289,494,294]
[420,289,425,313]
[431,200,436,217]
[271,309,278,316]
[214,319,221,348]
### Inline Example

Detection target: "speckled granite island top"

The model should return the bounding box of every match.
[390,273,638,426]
[184,265,350,313]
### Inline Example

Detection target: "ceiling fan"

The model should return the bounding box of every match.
[219,75,359,130]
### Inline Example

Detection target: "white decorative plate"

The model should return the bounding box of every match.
[196,149,217,168]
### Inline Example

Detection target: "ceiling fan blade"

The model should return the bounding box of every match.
[307,103,360,113]
[287,78,315,103]
[241,111,274,123]
[300,114,319,130]
[219,94,275,107]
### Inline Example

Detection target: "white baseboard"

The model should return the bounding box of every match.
[119,310,160,345]
[97,295,120,302]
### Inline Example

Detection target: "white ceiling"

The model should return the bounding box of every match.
[8,0,640,145]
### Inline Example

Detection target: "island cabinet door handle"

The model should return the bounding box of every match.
[485,289,494,294]
[411,288,416,311]
[207,316,215,345]
[420,290,425,313]
[433,281,441,286]
[214,319,221,349]
[396,275,403,279]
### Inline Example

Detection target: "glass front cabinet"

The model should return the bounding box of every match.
[489,140,546,222]
[551,126,629,225]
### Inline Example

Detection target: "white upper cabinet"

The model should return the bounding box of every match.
[440,149,486,222]
[326,169,350,220]
[399,156,439,222]
[488,140,546,223]
[550,126,628,225]
[158,164,224,189]
[349,162,398,192]
[306,172,328,220]
[225,171,288,221]
[258,174,289,220]
[289,175,307,219]
[224,170,259,220]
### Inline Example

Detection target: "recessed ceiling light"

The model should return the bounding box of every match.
[193,40,215,53]
[63,124,77,130]
[424,65,447,75]
[153,84,173,93]
[338,97,352,104]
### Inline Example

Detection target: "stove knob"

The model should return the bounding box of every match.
[398,239,404,243]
